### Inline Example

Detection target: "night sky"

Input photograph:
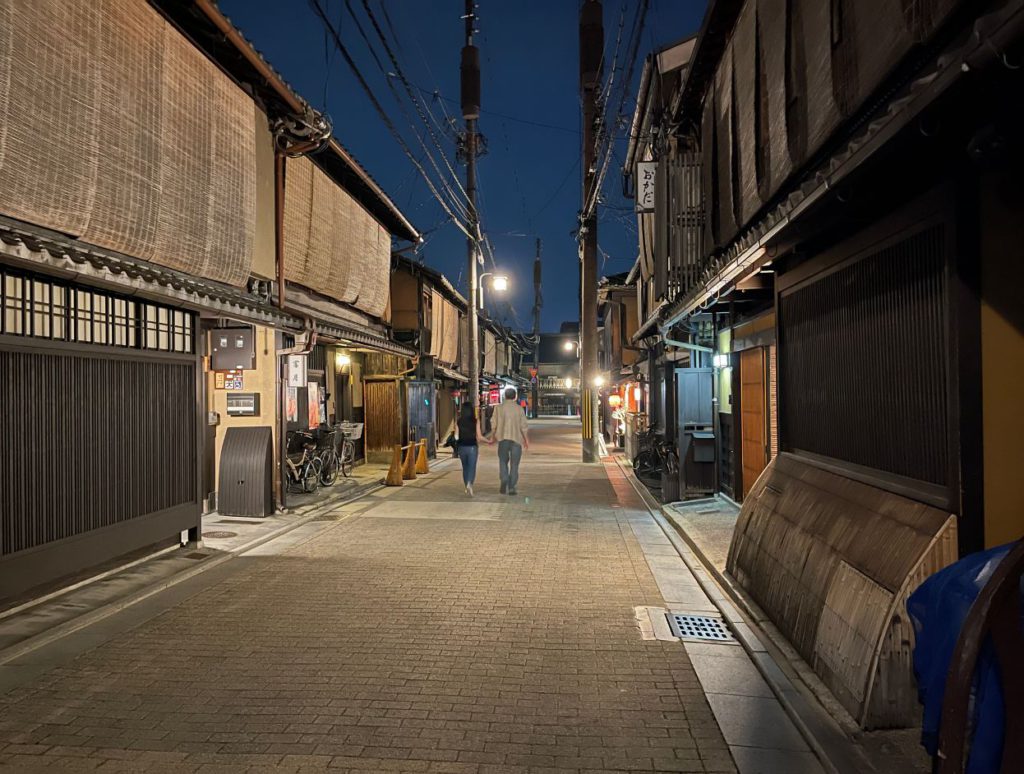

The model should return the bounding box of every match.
[219,0,706,331]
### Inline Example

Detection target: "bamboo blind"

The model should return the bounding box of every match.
[284,156,391,318]
[483,329,496,375]
[428,289,460,366]
[0,0,256,286]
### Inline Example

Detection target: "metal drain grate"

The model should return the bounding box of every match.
[666,614,735,643]
[202,531,237,539]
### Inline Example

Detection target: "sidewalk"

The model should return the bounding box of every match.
[0,423,836,773]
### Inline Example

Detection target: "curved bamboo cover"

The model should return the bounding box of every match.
[0,0,255,286]
[284,156,391,319]
[727,453,957,727]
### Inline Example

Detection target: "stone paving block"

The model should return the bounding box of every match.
[0,425,748,773]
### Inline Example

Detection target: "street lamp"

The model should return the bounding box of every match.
[563,340,576,352]
[593,374,606,388]
[564,377,573,389]
[478,272,509,311]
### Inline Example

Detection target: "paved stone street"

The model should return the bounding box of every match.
[0,421,748,773]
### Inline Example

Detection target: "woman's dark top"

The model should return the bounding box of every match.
[457,415,478,446]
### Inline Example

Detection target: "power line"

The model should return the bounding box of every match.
[529,156,580,225]
[400,80,580,135]
[359,0,473,209]
[341,0,472,223]
[308,0,474,239]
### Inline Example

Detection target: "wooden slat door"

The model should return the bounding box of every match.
[740,347,768,499]
[363,379,401,461]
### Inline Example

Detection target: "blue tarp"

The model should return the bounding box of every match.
[907,543,1020,774]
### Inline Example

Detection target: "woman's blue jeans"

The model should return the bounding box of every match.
[457,444,479,486]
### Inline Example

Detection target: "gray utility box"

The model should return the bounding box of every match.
[218,426,274,517]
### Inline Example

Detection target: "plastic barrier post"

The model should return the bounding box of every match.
[385,445,404,486]
[402,443,417,480]
[415,439,429,474]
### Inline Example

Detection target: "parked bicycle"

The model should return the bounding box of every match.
[338,422,363,477]
[313,426,340,486]
[632,427,678,480]
[285,430,321,493]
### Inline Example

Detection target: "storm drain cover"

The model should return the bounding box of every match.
[202,531,237,539]
[666,614,735,643]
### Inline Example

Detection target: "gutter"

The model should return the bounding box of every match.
[630,300,668,345]
[663,336,713,354]
[625,256,641,285]
[624,57,653,174]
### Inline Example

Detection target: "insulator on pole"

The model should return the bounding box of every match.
[461,45,481,120]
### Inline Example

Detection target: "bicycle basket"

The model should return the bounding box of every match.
[315,428,337,451]
[340,422,364,441]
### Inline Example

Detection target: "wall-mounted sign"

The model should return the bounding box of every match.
[287,354,307,387]
[635,161,657,213]
[215,370,244,390]
[226,393,260,417]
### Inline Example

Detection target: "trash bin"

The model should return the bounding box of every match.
[217,426,274,517]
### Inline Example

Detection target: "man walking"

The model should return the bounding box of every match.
[490,387,529,495]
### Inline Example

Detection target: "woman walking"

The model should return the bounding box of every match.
[455,402,485,496]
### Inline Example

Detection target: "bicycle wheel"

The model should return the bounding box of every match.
[339,441,354,477]
[633,449,656,472]
[302,461,320,493]
[319,450,339,485]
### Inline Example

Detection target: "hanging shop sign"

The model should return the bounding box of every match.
[307,382,320,429]
[635,161,657,213]
[286,386,298,423]
[287,354,308,387]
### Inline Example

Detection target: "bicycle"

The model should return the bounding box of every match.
[337,422,363,477]
[285,430,321,493]
[313,426,340,486]
[633,428,678,480]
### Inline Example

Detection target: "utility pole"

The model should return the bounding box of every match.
[579,0,602,462]
[461,0,481,413]
[532,238,542,419]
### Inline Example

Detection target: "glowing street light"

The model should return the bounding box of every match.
[593,374,606,388]
[479,272,509,311]
[564,377,573,389]
[563,340,576,352]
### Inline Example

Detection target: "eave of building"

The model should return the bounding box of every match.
[150,0,419,243]
[436,364,468,383]
[668,0,743,127]
[0,216,415,358]
[661,0,1024,332]
[394,255,469,310]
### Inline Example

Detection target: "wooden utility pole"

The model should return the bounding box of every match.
[579,0,602,462]
[461,0,481,412]
[532,238,542,419]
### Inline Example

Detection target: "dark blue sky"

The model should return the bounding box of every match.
[220,0,705,331]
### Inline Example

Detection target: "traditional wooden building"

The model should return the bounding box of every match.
[0,0,418,603]
[621,0,1024,728]
[389,255,468,455]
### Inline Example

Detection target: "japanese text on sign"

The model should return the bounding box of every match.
[636,161,657,212]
